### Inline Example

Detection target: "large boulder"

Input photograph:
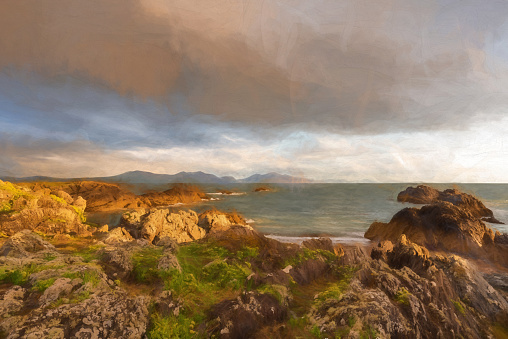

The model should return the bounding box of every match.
[0,181,92,236]
[5,292,150,339]
[397,185,502,223]
[0,230,57,258]
[206,291,287,338]
[365,202,507,264]
[122,209,206,243]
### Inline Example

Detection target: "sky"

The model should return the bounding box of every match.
[1,0,508,182]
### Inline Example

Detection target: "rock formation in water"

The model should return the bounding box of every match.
[367,186,508,266]
[397,185,503,223]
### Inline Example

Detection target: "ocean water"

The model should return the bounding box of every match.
[88,184,508,244]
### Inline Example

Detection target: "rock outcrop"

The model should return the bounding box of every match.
[397,185,502,223]
[120,208,253,244]
[365,201,508,265]
[0,180,91,237]
[27,181,209,212]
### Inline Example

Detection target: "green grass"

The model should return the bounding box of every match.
[43,253,57,261]
[62,269,102,287]
[394,287,411,306]
[132,247,165,283]
[50,290,91,308]
[73,244,104,262]
[0,263,65,286]
[360,324,378,339]
[147,313,200,339]
[452,299,466,315]
[284,248,337,267]
[236,246,259,260]
[256,284,287,304]
[32,278,56,292]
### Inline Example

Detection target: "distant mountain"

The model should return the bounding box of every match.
[99,171,237,184]
[1,170,312,184]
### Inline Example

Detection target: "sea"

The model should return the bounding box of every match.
[87,183,508,244]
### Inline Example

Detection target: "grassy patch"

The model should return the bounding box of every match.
[394,287,411,306]
[0,200,12,214]
[236,246,259,261]
[147,313,200,339]
[73,244,104,262]
[43,253,57,261]
[284,248,336,267]
[452,299,466,315]
[51,290,91,308]
[0,263,64,286]
[50,194,67,205]
[132,247,165,283]
[161,241,251,322]
[62,269,101,287]
[32,278,56,292]
[360,324,378,339]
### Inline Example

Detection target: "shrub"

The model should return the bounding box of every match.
[32,278,56,292]
[394,287,411,306]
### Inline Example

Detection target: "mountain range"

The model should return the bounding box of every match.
[1,170,313,184]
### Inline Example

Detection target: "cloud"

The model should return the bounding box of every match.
[1,0,508,134]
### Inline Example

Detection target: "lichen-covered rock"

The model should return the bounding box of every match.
[206,291,287,338]
[0,230,57,258]
[0,286,26,316]
[99,247,133,279]
[157,252,181,272]
[6,292,150,339]
[38,277,82,307]
[103,227,134,245]
[155,236,179,253]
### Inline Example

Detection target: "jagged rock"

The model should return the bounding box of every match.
[483,273,508,293]
[53,191,74,204]
[206,291,287,338]
[99,247,133,279]
[154,290,182,316]
[157,252,181,272]
[0,286,26,316]
[302,237,334,252]
[38,278,82,307]
[0,230,57,258]
[155,236,179,253]
[103,227,134,245]
[397,185,502,223]
[339,245,369,266]
[386,235,433,276]
[198,209,250,233]
[371,240,394,261]
[122,209,206,243]
[7,292,150,339]
[289,257,329,285]
[364,201,506,264]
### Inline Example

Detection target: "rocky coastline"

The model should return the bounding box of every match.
[0,181,507,338]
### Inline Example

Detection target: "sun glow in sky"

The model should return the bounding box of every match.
[1,0,508,182]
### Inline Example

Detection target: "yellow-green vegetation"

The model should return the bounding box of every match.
[452,299,466,315]
[32,278,56,292]
[0,201,12,214]
[256,284,287,304]
[284,247,337,267]
[50,290,91,308]
[132,247,165,283]
[50,194,67,205]
[313,266,357,307]
[0,263,65,286]
[394,287,411,306]
[0,181,34,215]
[359,324,378,339]
[147,313,198,339]
[73,244,105,262]
[62,269,102,287]
[71,205,86,223]
[146,241,255,337]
